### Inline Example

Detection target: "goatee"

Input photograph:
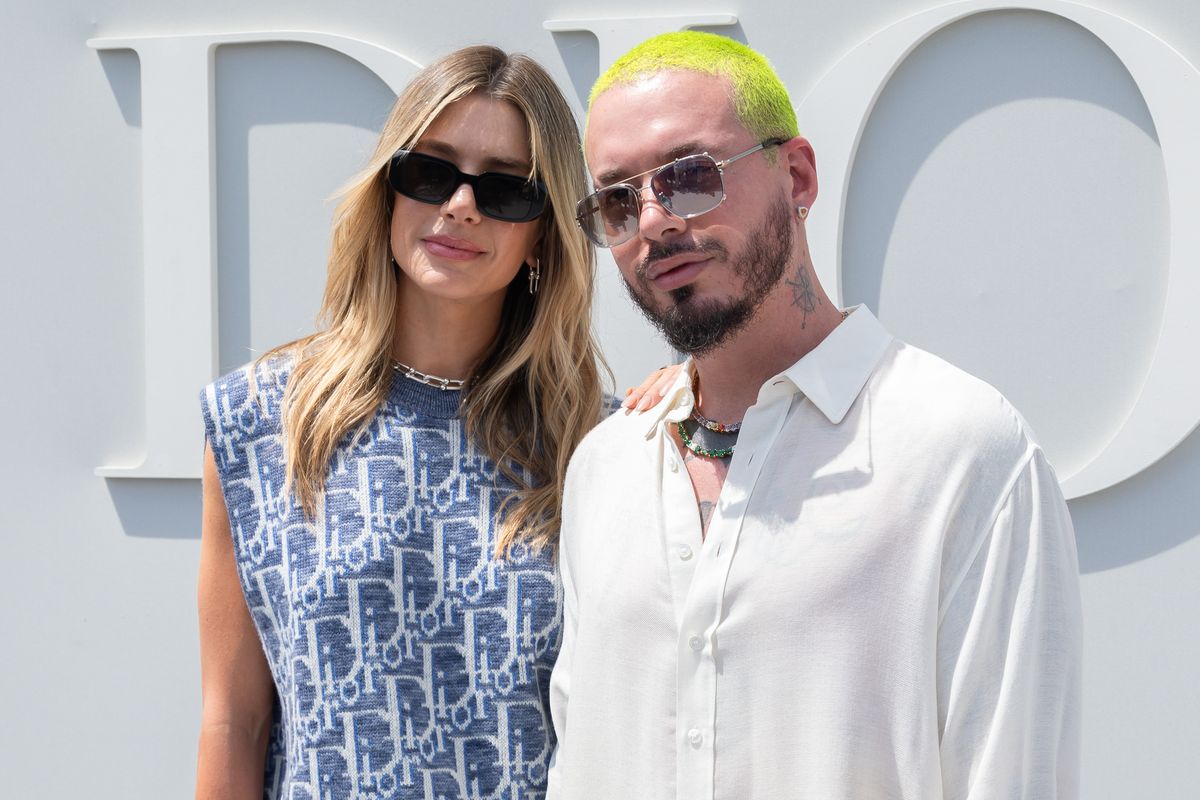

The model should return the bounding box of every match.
[624,196,795,357]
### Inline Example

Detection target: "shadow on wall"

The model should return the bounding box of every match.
[96,49,140,125]
[842,9,1160,316]
[547,30,600,110]
[107,478,201,539]
[1071,423,1200,574]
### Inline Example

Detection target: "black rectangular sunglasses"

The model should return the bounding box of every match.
[387,150,548,223]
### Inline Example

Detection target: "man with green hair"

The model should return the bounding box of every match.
[549,31,1081,799]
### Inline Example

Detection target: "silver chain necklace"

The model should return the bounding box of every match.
[392,360,467,391]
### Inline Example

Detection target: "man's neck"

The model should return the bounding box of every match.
[691,265,843,424]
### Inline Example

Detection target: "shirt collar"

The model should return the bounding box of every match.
[642,305,893,438]
[780,305,893,424]
[643,359,698,439]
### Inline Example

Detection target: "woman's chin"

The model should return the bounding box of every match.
[401,273,510,308]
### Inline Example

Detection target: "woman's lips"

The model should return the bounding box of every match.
[423,235,485,261]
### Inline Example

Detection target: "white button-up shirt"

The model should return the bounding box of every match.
[547,308,1081,800]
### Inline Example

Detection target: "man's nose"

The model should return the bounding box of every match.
[634,186,684,243]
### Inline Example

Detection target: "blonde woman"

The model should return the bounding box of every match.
[196,46,673,799]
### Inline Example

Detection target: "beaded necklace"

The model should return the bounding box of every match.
[677,309,851,459]
[676,420,736,459]
[691,407,740,433]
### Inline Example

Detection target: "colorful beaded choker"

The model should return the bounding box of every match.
[691,407,740,433]
[675,309,852,458]
[676,419,737,459]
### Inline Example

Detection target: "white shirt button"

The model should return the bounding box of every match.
[668,457,678,473]
[688,634,704,651]
[677,544,693,561]
[687,728,703,747]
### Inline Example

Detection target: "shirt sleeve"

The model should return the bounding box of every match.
[545,460,583,799]
[936,448,1083,799]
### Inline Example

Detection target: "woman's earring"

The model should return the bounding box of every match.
[797,206,809,220]
[528,258,541,295]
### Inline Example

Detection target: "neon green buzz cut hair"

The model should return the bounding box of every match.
[589,31,799,141]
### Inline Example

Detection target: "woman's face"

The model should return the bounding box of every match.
[389,94,542,310]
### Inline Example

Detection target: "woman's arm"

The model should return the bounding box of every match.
[195,443,276,800]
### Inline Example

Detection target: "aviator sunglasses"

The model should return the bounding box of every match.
[387,150,548,223]
[576,138,787,248]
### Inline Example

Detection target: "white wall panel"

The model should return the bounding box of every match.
[1,1,1197,797]
[842,10,1169,479]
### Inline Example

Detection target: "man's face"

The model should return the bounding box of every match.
[585,70,800,356]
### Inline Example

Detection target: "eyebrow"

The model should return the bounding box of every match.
[417,139,533,175]
[595,141,707,187]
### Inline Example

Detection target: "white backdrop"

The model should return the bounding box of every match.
[1,1,1197,797]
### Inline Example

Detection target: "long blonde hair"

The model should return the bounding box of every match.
[266,45,606,555]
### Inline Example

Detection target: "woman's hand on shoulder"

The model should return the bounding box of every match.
[621,363,685,414]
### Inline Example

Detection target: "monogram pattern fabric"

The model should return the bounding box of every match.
[202,359,562,800]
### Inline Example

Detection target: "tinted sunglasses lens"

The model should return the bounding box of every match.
[391,153,456,203]
[653,155,724,217]
[579,187,639,247]
[476,174,547,223]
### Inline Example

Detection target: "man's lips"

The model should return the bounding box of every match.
[423,235,485,260]
[646,254,711,289]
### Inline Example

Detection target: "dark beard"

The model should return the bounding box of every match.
[623,196,794,356]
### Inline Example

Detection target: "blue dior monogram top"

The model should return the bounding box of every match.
[201,358,563,800]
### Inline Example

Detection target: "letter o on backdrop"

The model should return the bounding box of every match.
[799,0,1200,499]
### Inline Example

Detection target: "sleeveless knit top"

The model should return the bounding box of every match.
[201,358,563,800]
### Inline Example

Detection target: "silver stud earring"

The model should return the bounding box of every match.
[798,206,809,219]
[528,258,540,295]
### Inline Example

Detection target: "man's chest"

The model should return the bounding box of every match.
[674,435,730,539]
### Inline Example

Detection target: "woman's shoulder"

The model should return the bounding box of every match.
[200,350,297,451]
[600,392,623,417]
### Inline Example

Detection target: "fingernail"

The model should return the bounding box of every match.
[658,385,669,396]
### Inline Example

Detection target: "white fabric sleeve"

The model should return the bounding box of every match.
[936,449,1083,799]
[545,467,581,799]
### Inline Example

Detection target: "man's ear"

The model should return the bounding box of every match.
[780,136,818,211]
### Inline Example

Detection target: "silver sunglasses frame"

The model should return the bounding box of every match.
[576,137,787,247]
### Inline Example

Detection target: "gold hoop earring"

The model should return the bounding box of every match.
[528,258,540,295]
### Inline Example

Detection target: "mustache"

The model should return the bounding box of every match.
[635,238,730,278]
